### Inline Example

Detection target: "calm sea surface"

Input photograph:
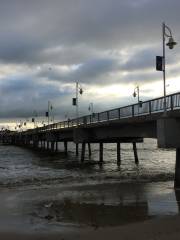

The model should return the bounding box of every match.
[0,138,179,233]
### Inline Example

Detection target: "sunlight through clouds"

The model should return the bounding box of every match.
[0,0,179,128]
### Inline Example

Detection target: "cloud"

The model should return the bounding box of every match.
[0,0,179,65]
[0,73,73,118]
[36,57,120,84]
[0,0,179,120]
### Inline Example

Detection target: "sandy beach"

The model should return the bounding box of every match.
[0,215,180,240]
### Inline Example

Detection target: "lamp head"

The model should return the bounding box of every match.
[166,37,177,49]
[133,91,137,98]
[79,88,83,95]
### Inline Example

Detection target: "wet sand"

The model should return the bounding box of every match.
[0,215,180,240]
[0,181,178,231]
[0,181,179,239]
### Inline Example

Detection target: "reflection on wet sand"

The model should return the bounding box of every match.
[28,182,179,229]
[0,182,178,232]
[35,199,149,228]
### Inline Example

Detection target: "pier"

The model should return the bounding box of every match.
[1,91,180,187]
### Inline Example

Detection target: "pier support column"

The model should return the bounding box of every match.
[133,142,139,165]
[99,143,103,163]
[64,141,68,155]
[55,142,58,152]
[81,143,86,162]
[76,144,79,156]
[117,142,121,165]
[47,141,50,150]
[51,142,55,152]
[27,140,30,147]
[175,148,180,188]
[88,143,92,157]
[33,140,38,149]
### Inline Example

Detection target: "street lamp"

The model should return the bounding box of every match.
[88,102,94,115]
[72,81,83,126]
[161,22,177,113]
[133,86,143,114]
[133,86,140,104]
[46,101,53,125]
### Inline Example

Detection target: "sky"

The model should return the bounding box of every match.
[0,0,180,129]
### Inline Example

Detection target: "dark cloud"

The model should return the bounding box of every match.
[0,74,73,118]
[121,47,158,71]
[0,0,179,120]
[36,57,120,84]
[0,0,179,65]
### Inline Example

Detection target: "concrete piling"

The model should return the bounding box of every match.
[81,142,86,162]
[133,142,139,164]
[99,142,103,163]
[88,143,91,157]
[47,141,50,150]
[55,142,58,152]
[175,148,180,188]
[117,142,121,165]
[76,143,79,156]
[64,141,68,155]
[51,141,55,152]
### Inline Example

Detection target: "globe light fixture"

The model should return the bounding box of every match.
[162,22,177,113]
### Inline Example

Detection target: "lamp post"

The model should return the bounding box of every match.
[48,101,50,125]
[72,81,83,126]
[88,102,94,115]
[46,101,53,125]
[133,86,140,104]
[162,22,177,114]
[76,82,79,124]
[32,110,38,128]
[133,86,141,114]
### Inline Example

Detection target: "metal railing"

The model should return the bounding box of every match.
[28,92,180,133]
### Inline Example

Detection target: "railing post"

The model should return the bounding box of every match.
[171,95,174,111]
[149,101,151,114]
[83,117,87,125]
[132,105,134,117]
[107,111,109,121]
[98,113,100,122]
[118,108,121,119]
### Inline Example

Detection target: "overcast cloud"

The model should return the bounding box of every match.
[0,0,180,122]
